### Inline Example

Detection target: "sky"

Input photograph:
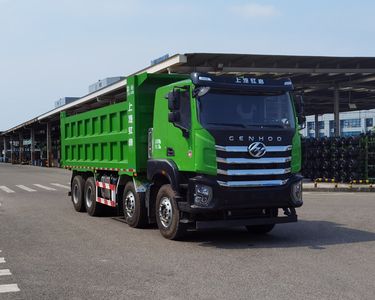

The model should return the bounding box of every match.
[0,0,375,131]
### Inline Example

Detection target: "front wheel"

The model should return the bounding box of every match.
[155,184,186,240]
[245,224,275,234]
[246,208,278,234]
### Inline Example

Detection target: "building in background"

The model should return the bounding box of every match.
[301,110,375,137]
[54,97,79,108]
[88,77,125,93]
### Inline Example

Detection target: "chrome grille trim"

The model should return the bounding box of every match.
[217,168,291,176]
[215,145,292,152]
[217,157,292,164]
[217,179,289,187]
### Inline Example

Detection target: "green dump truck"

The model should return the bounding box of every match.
[61,72,304,240]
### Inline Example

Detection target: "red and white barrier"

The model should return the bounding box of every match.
[96,197,116,207]
[95,181,116,191]
[95,180,117,207]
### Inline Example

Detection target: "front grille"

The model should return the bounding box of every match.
[215,144,292,188]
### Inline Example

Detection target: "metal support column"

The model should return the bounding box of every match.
[10,136,13,163]
[46,122,52,167]
[314,115,319,138]
[19,131,23,164]
[2,136,6,161]
[30,127,35,165]
[334,87,340,137]
[0,137,4,158]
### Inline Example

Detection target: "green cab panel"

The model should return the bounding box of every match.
[291,130,302,173]
[193,128,217,175]
[151,80,217,175]
[151,81,195,171]
[290,93,302,173]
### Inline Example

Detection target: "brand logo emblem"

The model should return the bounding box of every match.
[248,142,267,158]
[228,136,282,142]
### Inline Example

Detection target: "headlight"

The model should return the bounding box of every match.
[194,184,213,207]
[291,181,303,206]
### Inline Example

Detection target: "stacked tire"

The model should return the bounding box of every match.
[302,135,365,183]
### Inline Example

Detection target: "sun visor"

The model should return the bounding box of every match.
[190,72,293,92]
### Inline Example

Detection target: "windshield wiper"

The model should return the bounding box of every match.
[206,122,247,128]
[255,124,286,128]
[206,122,289,129]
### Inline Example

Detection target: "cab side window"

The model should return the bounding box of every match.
[179,90,191,129]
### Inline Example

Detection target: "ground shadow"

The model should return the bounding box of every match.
[179,220,375,250]
[111,215,158,229]
[106,210,375,250]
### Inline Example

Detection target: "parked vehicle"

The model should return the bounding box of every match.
[61,72,304,239]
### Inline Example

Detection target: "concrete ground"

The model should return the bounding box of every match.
[0,163,374,300]
[303,181,375,192]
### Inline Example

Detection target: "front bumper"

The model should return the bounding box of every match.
[195,213,297,229]
[178,174,303,213]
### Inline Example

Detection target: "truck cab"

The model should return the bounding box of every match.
[148,73,304,239]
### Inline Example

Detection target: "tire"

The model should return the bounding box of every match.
[71,175,85,212]
[155,184,186,240]
[245,224,275,234]
[84,177,103,216]
[245,208,277,234]
[123,182,147,228]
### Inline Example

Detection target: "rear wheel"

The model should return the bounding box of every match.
[71,175,85,212]
[123,182,147,228]
[155,184,186,240]
[84,177,103,216]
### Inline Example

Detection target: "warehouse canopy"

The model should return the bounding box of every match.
[2,53,375,135]
[165,53,375,116]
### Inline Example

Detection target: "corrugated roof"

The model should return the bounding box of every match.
[2,53,375,135]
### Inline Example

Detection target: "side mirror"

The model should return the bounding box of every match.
[167,90,180,111]
[294,95,306,129]
[168,111,181,123]
[298,115,306,126]
[166,87,190,138]
[294,95,304,115]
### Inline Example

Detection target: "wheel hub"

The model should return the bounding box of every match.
[85,186,92,208]
[159,197,173,228]
[73,184,79,204]
[125,191,136,218]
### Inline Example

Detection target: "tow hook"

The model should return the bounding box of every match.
[283,208,291,216]
[283,207,297,216]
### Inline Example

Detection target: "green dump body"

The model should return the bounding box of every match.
[60,73,187,174]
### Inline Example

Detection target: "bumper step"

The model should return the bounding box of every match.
[195,215,297,229]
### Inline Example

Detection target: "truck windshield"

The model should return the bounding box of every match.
[197,90,295,129]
